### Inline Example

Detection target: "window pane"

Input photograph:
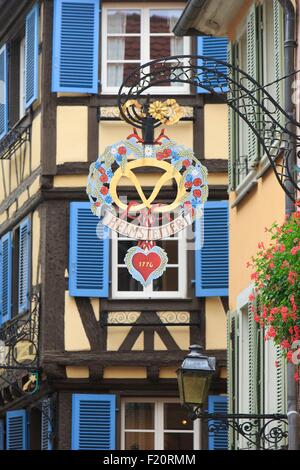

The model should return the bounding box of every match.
[118,268,143,291]
[164,432,194,450]
[118,240,138,264]
[150,10,182,33]
[153,267,178,291]
[125,403,155,429]
[150,63,185,87]
[107,63,140,87]
[108,10,140,34]
[108,37,140,61]
[125,432,154,450]
[156,240,178,264]
[150,37,183,59]
[164,403,193,430]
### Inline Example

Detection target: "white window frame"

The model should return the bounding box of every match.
[111,228,187,300]
[101,2,190,94]
[121,397,200,450]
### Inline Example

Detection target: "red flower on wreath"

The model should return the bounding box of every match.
[100,186,109,195]
[100,174,108,183]
[118,146,127,155]
[193,189,201,198]
[193,178,202,186]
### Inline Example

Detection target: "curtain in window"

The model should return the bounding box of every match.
[108,12,126,87]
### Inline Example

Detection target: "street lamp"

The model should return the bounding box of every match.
[177,345,288,449]
[177,344,215,411]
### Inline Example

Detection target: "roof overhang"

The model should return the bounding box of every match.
[173,0,246,37]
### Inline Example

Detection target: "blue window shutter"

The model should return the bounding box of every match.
[69,202,110,297]
[0,232,12,324]
[0,419,4,450]
[52,0,99,93]
[197,36,228,93]
[6,410,28,450]
[71,394,116,450]
[195,200,229,297]
[41,399,53,450]
[25,3,39,108]
[208,396,228,450]
[18,218,31,314]
[0,44,8,140]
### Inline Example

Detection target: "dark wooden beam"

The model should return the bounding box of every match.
[41,0,57,175]
[39,200,67,354]
[43,349,226,368]
[87,97,99,163]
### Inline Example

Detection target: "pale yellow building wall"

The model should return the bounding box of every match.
[57,106,88,163]
[103,367,147,379]
[66,366,90,378]
[99,121,194,154]
[205,298,227,349]
[31,209,41,286]
[31,112,41,170]
[204,104,228,159]
[64,292,91,351]
[229,169,285,309]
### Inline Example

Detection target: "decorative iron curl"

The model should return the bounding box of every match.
[191,408,288,450]
[117,55,300,202]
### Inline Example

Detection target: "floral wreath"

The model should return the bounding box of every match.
[87,133,209,222]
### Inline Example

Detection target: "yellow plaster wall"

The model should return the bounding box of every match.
[57,106,88,163]
[229,169,285,309]
[208,173,228,186]
[32,209,41,286]
[106,312,142,351]
[99,121,194,154]
[54,174,87,187]
[103,367,147,379]
[159,366,177,379]
[205,298,227,349]
[31,112,41,170]
[66,366,90,378]
[64,292,91,351]
[204,104,228,159]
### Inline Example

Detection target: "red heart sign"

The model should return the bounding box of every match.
[132,252,162,282]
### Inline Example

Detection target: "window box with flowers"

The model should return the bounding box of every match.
[248,203,300,380]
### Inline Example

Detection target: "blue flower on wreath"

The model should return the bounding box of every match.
[105,195,112,204]
[95,161,101,170]
[171,154,181,165]
[191,197,198,208]
[185,174,193,183]
[107,168,113,179]
[116,154,123,164]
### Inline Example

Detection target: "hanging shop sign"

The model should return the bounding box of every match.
[87,106,208,287]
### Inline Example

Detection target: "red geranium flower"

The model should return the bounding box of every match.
[100,174,108,183]
[193,189,201,198]
[183,159,190,167]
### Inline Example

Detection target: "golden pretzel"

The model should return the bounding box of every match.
[109,158,187,213]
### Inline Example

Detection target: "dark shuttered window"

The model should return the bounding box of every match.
[71,394,116,450]
[208,396,228,450]
[69,202,110,297]
[195,201,229,297]
[52,0,100,93]
[197,36,228,93]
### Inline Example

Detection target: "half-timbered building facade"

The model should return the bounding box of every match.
[0,0,228,450]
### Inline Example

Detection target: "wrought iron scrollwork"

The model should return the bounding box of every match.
[0,125,31,160]
[191,409,288,450]
[0,290,40,396]
[117,55,300,201]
